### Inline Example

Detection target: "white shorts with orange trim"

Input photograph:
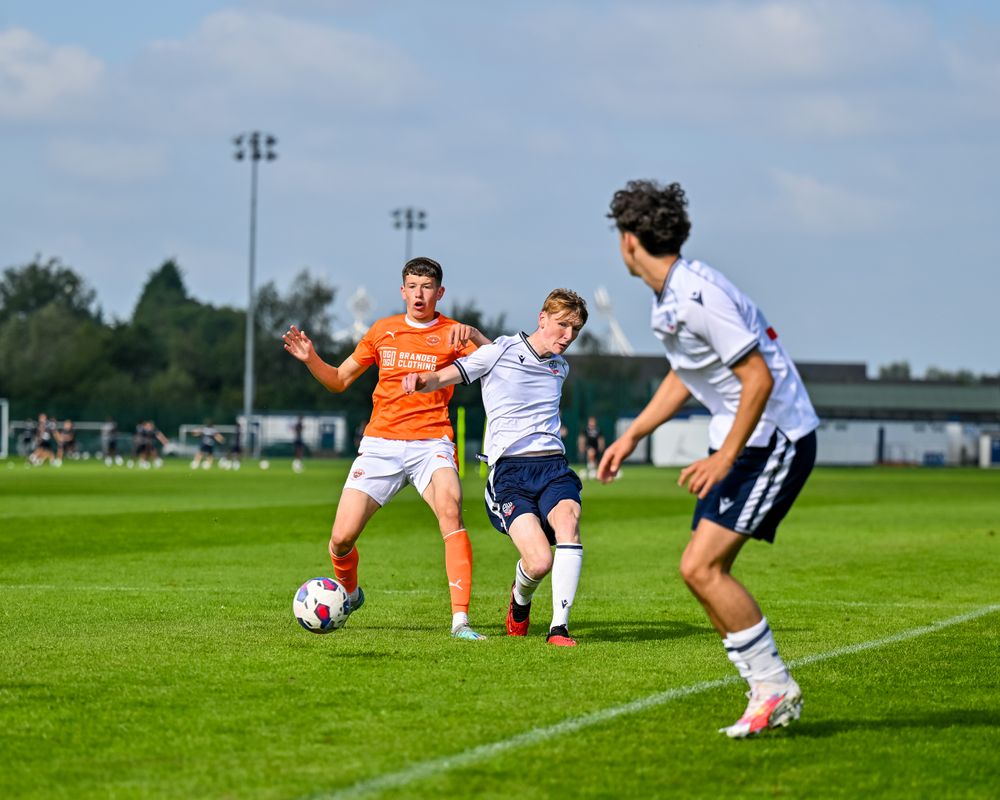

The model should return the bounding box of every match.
[344,436,458,506]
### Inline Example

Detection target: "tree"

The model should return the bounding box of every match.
[573,330,606,355]
[132,260,196,331]
[255,270,351,412]
[924,366,978,384]
[0,301,110,414]
[256,269,336,342]
[447,299,506,342]
[878,361,911,381]
[0,256,99,325]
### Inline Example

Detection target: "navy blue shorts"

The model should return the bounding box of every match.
[484,455,583,545]
[692,430,816,543]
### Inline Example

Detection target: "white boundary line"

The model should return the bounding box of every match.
[308,603,1000,800]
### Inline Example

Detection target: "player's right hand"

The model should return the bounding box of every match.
[401,373,425,394]
[597,437,635,483]
[282,325,313,362]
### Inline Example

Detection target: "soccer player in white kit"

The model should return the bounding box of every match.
[600,181,819,737]
[403,289,589,646]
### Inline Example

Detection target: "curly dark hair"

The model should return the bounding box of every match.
[402,256,443,284]
[607,180,691,256]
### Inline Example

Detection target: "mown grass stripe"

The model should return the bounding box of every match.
[310,603,1000,800]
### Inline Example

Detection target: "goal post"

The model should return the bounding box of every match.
[177,424,244,458]
[1,398,8,459]
[980,432,1000,468]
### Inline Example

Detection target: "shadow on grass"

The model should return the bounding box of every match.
[789,709,1000,737]
[572,618,705,642]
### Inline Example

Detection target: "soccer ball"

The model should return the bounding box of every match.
[293,577,350,634]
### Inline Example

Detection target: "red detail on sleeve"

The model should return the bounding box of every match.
[766,327,778,340]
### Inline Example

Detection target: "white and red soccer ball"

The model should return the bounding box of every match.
[293,577,350,634]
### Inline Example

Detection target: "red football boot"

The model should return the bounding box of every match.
[505,584,530,636]
[546,625,577,647]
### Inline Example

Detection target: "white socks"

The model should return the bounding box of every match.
[550,544,583,629]
[724,616,790,687]
[513,560,541,606]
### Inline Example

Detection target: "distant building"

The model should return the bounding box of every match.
[564,356,1000,466]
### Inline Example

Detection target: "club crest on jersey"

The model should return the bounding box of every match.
[380,348,397,368]
[659,310,677,334]
[547,362,560,375]
[426,335,441,345]
[501,501,515,517]
[351,468,365,480]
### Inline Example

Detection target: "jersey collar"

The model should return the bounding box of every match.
[404,313,440,329]
[519,331,551,362]
[657,256,685,303]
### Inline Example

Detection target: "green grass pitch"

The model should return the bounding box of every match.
[2,459,998,799]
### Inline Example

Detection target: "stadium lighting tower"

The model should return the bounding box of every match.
[232,131,277,448]
[391,207,427,262]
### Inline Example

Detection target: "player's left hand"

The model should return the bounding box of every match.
[678,451,734,499]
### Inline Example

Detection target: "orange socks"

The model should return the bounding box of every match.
[330,546,359,594]
[443,529,472,613]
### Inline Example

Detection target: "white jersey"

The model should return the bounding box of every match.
[454,333,568,466]
[652,258,819,449]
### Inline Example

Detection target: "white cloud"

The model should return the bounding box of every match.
[46,138,166,182]
[529,1,937,137]
[142,9,422,112]
[770,169,895,235]
[0,27,104,120]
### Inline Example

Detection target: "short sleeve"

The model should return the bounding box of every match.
[454,338,509,384]
[351,326,378,367]
[683,283,758,367]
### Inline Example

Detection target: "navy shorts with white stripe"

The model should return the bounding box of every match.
[692,430,816,543]
[484,454,583,544]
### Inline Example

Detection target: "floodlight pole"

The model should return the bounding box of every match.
[392,207,427,262]
[233,132,277,449]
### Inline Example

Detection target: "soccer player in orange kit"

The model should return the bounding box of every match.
[283,257,491,640]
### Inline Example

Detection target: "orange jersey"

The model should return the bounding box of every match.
[352,313,476,440]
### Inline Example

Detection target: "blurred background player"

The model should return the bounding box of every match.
[291,415,305,473]
[221,420,243,470]
[601,180,818,738]
[137,420,169,468]
[19,417,36,458]
[283,256,490,641]
[577,416,605,480]
[190,421,224,469]
[403,288,589,647]
[101,417,122,466]
[57,419,77,462]
[30,413,58,466]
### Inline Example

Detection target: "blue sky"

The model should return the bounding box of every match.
[2,1,999,374]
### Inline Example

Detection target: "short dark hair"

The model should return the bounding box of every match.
[607,180,691,256]
[402,256,443,285]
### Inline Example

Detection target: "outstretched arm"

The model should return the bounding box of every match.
[597,370,692,482]
[678,349,773,499]
[401,364,464,395]
[283,325,368,393]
